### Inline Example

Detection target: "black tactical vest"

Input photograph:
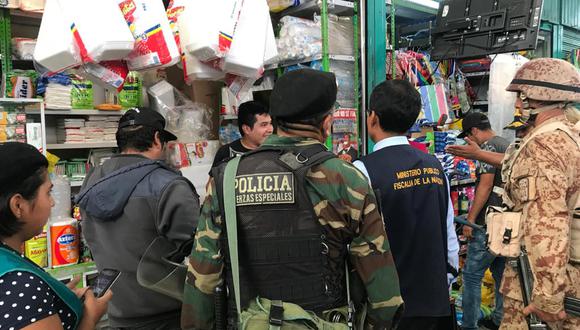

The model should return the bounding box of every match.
[213,144,347,318]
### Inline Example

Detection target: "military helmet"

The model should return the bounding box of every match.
[506,58,580,102]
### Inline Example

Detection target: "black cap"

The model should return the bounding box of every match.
[458,112,491,138]
[270,69,337,121]
[118,108,177,141]
[0,142,48,192]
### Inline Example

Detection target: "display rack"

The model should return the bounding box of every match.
[0,97,46,153]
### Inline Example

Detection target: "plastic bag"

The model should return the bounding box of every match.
[11,38,36,60]
[315,14,353,56]
[276,16,321,63]
[267,0,299,12]
[147,80,213,140]
[71,78,93,109]
[79,60,129,92]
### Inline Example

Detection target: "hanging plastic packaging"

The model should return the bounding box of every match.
[180,0,244,62]
[33,0,82,74]
[80,60,129,92]
[177,11,225,82]
[166,0,186,52]
[224,0,277,78]
[117,0,180,71]
[58,0,134,63]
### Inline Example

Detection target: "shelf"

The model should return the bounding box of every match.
[473,101,489,106]
[450,178,476,187]
[266,54,355,70]
[27,109,126,116]
[0,97,42,104]
[464,71,490,78]
[10,9,43,20]
[279,0,354,18]
[47,142,117,150]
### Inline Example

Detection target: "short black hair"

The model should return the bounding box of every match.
[116,125,163,152]
[276,110,331,131]
[474,121,492,131]
[370,80,422,134]
[0,167,47,238]
[238,101,268,136]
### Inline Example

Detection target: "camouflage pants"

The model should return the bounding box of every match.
[500,296,580,330]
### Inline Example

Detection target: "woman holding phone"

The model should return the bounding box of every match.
[0,142,112,330]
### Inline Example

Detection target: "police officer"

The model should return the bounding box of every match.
[496,58,580,329]
[181,69,403,329]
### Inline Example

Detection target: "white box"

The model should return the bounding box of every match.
[26,123,43,152]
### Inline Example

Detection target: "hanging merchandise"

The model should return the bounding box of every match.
[71,78,94,109]
[224,0,277,78]
[80,60,129,92]
[418,83,450,124]
[166,0,186,53]
[1,70,38,98]
[33,0,82,74]
[488,54,529,142]
[117,0,180,71]
[177,10,225,82]
[117,72,142,108]
[19,0,44,12]
[180,0,244,62]
[58,0,134,63]
[267,0,299,12]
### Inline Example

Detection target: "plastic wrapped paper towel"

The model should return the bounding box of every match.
[58,0,134,62]
[118,0,180,71]
[33,0,82,73]
[488,53,529,143]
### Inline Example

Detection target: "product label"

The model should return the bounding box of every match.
[50,223,79,267]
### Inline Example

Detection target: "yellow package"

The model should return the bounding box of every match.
[25,232,48,268]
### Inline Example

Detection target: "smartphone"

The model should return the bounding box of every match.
[86,269,121,298]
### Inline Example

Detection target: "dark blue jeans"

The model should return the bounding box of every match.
[462,229,505,330]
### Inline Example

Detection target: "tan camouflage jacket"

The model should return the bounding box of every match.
[500,115,580,314]
[181,135,403,329]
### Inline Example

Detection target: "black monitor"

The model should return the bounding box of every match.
[431,0,543,60]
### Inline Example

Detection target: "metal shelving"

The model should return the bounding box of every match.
[279,0,354,19]
[27,109,126,116]
[47,142,117,150]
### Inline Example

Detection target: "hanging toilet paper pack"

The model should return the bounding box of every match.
[34,0,82,73]
[166,0,187,52]
[58,0,134,63]
[119,0,180,71]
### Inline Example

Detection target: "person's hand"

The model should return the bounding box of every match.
[82,289,113,325]
[523,304,567,322]
[66,276,90,299]
[463,226,473,240]
[445,137,481,159]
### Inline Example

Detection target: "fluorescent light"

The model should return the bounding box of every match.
[406,0,440,10]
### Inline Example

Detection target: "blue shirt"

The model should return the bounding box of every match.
[353,136,459,285]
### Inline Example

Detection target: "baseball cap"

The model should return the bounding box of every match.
[118,108,177,142]
[270,69,337,121]
[458,112,490,138]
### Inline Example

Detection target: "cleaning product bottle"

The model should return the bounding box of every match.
[460,189,470,215]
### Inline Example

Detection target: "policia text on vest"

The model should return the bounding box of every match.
[393,167,445,191]
[235,173,295,206]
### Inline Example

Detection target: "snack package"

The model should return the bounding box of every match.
[1,70,38,98]
[117,72,142,108]
[71,79,94,109]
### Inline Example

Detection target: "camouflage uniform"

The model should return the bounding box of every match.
[182,135,403,329]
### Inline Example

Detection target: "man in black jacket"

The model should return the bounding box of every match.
[77,108,200,329]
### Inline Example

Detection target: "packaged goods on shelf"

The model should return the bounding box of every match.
[26,123,43,150]
[56,118,85,143]
[117,72,142,108]
[0,124,26,142]
[34,0,82,73]
[319,14,354,57]
[276,16,321,63]
[71,79,94,109]
[11,38,37,60]
[49,218,80,268]
[20,0,44,12]
[117,0,180,71]
[267,0,299,12]
[185,140,220,165]
[1,70,38,98]
[219,122,241,145]
[25,231,48,268]
[224,0,277,78]
[50,175,72,220]
[58,0,134,62]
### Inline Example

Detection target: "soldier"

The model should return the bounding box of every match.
[181,69,403,329]
[495,58,580,329]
